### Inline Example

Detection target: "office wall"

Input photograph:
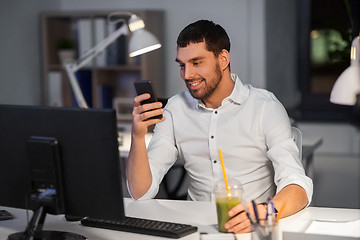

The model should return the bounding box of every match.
[265,0,299,109]
[0,0,269,103]
[0,0,59,105]
[58,0,267,98]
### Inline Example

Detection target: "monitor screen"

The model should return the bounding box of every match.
[0,104,125,221]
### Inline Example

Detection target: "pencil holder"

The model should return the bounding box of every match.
[252,222,279,240]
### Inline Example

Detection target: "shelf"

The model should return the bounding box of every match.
[48,64,142,72]
[95,65,142,72]
[41,10,164,112]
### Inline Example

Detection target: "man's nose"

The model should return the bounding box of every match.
[183,65,195,79]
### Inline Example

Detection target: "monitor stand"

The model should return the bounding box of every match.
[8,205,86,240]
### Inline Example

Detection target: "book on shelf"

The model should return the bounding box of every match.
[107,21,127,66]
[116,72,141,97]
[48,71,63,107]
[75,16,137,67]
[73,70,93,108]
[98,72,140,109]
[98,85,114,109]
[94,18,107,67]
[76,18,92,67]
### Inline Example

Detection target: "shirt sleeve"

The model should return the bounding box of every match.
[263,94,313,205]
[133,101,179,200]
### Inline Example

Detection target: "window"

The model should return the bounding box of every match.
[297,0,359,121]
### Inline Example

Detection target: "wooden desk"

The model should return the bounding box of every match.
[1,199,359,240]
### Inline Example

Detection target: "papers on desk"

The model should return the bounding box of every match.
[305,219,360,238]
[200,233,235,240]
[200,233,251,240]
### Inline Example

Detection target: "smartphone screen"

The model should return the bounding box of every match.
[134,80,162,119]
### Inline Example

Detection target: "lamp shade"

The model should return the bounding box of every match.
[129,29,161,57]
[330,65,360,105]
[330,36,360,106]
[127,14,161,57]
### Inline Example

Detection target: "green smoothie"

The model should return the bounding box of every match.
[216,197,241,233]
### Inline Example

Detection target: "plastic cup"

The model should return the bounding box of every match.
[213,178,243,233]
[252,223,279,240]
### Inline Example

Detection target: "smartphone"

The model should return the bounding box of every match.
[134,80,163,119]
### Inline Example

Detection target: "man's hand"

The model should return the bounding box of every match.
[132,93,165,137]
[223,202,267,233]
[224,184,308,233]
[126,93,165,199]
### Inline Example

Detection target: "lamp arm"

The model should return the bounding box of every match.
[64,64,89,108]
[63,22,129,108]
[74,22,129,71]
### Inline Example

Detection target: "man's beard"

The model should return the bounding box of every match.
[188,63,223,100]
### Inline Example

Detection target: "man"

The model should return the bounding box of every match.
[126,20,313,233]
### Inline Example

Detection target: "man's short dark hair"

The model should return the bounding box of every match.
[177,20,231,57]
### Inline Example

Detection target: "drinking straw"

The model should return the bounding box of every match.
[218,149,231,201]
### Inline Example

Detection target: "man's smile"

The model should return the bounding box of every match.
[186,79,205,90]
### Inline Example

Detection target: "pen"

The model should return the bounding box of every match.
[251,200,259,224]
[265,197,271,220]
[271,202,276,224]
[267,201,273,225]
[242,202,255,225]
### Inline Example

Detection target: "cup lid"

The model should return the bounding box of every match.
[213,178,243,195]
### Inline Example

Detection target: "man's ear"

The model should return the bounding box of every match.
[218,49,230,71]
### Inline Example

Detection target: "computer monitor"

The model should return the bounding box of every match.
[0,104,125,239]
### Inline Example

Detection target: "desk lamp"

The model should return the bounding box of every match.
[330,34,360,106]
[64,12,162,108]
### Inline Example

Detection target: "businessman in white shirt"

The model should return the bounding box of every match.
[126,19,313,233]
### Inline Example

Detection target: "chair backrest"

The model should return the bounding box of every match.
[291,126,302,160]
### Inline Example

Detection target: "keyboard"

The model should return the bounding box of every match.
[81,216,198,239]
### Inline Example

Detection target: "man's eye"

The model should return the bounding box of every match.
[193,62,200,66]
[179,64,185,69]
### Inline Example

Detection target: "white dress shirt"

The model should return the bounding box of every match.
[138,74,313,203]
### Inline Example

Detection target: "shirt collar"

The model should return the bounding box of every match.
[195,73,249,110]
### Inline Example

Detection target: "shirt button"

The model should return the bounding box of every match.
[211,135,214,139]
[213,160,217,164]
[214,111,218,114]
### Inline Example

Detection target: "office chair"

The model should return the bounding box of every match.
[156,98,189,200]
[291,126,303,163]
[162,162,188,200]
